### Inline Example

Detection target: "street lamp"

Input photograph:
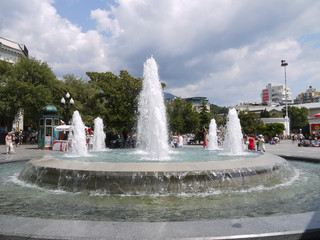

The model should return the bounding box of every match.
[61,92,74,125]
[281,60,288,119]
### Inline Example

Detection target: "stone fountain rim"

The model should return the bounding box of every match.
[27,153,286,173]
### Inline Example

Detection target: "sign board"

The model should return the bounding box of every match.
[311,124,320,132]
[45,136,52,148]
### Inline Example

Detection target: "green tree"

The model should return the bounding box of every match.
[61,74,105,126]
[197,99,210,140]
[199,99,210,128]
[238,110,263,134]
[167,99,200,134]
[0,58,58,130]
[270,112,280,118]
[87,70,142,138]
[209,103,228,128]
[210,103,228,115]
[260,108,271,118]
[282,106,309,131]
[167,99,184,133]
[257,123,285,137]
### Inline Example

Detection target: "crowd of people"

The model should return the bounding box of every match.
[4,130,39,154]
[171,133,184,148]
[4,127,320,154]
[291,133,320,147]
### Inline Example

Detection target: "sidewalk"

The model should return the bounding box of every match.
[265,139,320,162]
[0,144,50,164]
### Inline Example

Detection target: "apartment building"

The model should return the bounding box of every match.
[294,86,320,104]
[261,83,292,105]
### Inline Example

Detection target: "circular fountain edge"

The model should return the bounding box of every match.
[19,153,289,194]
[27,152,285,172]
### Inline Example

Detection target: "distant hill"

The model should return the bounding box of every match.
[164,92,179,99]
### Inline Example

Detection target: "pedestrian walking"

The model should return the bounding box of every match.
[257,135,266,152]
[5,132,15,154]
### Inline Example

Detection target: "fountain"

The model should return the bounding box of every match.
[93,117,106,151]
[0,57,319,237]
[17,57,289,196]
[137,56,169,160]
[68,110,88,156]
[223,108,245,155]
[207,118,219,150]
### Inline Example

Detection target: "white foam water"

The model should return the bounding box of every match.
[137,56,169,160]
[208,118,220,150]
[68,111,89,157]
[223,108,245,155]
[93,117,106,151]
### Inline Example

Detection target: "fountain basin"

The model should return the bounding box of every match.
[19,153,289,194]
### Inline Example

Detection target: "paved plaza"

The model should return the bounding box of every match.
[0,140,320,239]
[1,139,320,163]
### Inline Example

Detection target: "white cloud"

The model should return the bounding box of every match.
[0,0,110,78]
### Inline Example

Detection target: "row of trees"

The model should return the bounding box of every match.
[0,57,310,143]
[0,57,226,141]
[238,106,310,137]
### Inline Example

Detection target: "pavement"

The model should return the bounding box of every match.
[1,139,320,164]
[0,143,51,163]
[0,140,320,239]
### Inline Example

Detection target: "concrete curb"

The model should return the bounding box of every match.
[0,211,319,240]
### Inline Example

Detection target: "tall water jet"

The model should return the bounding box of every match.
[68,111,88,156]
[223,108,245,155]
[137,56,169,160]
[93,117,106,151]
[208,118,219,150]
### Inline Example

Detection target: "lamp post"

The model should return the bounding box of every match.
[281,60,288,119]
[60,92,74,125]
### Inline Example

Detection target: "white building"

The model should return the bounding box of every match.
[0,37,28,63]
[261,117,290,136]
[183,97,210,112]
[261,83,292,105]
[234,102,320,136]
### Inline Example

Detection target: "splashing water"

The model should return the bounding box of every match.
[93,117,106,151]
[137,56,169,160]
[223,108,245,155]
[208,118,219,150]
[68,111,88,156]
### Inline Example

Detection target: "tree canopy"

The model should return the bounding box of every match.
[257,123,285,137]
[166,98,200,134]
[260,108,271,118]
[0,58,58,129]
[282,106,309,132]
[238,110,263,134]
[86,70,142,138]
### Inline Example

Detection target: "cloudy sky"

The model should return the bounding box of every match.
[1,0,320,106]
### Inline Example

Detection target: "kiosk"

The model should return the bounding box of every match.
[38,105,62,150]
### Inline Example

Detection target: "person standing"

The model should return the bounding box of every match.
[258,135,266,152]
[177,133,183,148]
[19,131,24,146]
[203,127,208,148]
[87,130,94,150]
[248,135,255,150]
[5,132,15,154]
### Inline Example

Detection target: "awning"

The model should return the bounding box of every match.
[55,125,71,132]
